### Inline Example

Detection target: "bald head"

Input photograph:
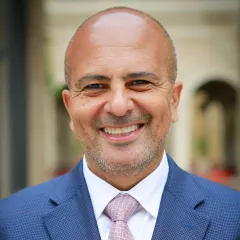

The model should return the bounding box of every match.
[65,7,177,88]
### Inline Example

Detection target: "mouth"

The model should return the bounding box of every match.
[99,123,145,143]
[100,124,144,136]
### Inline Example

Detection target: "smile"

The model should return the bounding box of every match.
[101,124,143,136]
[100,124,144,136]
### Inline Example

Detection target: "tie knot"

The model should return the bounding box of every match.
[105,193,139,222]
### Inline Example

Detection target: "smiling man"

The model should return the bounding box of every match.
[62,7,181,191]
[0,7,240,240]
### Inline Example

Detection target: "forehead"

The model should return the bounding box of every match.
[71,47,166,79]
[67,12,170,81]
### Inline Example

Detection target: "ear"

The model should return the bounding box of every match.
[69,120,75,132]
[171,81,183,123]
[62,89,75,132]
[62,89,71,113]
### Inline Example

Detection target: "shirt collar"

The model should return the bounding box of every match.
[83,151,169,220]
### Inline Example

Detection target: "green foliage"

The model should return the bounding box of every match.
[195,137,209,156]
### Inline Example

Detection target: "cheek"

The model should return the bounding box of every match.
[70,98,103,133]
[152,112,169,129]
[148,99,172,129]
[72,94,106,113]
[72,109,91,130]
[145,96,170,117]
[71,98,95,119]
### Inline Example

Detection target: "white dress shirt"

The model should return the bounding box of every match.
[83,151,169,240]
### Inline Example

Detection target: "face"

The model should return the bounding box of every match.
[63,13,182,176]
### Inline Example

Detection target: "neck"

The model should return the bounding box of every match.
[86,155,162,191]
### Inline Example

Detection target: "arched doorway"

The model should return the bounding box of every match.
[191,80,238,184]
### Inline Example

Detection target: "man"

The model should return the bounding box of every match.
[0,7,240,240]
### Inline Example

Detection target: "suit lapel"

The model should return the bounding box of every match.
[43,161,101,240]
[152,156,210,240]
[43,156,210,240]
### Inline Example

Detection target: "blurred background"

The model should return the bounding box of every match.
[1,0,240,198]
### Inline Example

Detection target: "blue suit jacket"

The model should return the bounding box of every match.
[0,155,240,239]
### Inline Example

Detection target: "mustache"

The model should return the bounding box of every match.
[94,113,152,127]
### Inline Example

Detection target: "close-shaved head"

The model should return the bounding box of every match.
[62,6,183,187]
[64,6,177,88]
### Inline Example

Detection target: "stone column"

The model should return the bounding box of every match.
[236,3,240,175]
[27,0,57,185]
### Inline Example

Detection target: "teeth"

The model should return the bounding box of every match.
[105,128,110,134]
[116,128,121,134]
[103,125,140,135]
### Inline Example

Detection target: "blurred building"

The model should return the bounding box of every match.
[1,0,240,198]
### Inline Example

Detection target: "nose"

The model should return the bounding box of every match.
[104,86,134,116]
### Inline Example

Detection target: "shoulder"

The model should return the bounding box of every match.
[167,154,240,204]
[192,173,240,204]
[0,162,83,239]
[167,155,240,229]
[191,174,240,237]
[190,173,240,229]
[0,159,83,211]
[0,175,62,236]
[0,176,61,210]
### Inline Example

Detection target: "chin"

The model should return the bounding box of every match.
[104,155,134,166]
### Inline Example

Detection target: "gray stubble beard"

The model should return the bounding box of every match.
[83,106,172,177]
[84,122,171,178]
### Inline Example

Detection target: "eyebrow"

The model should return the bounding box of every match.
[74,71,160,88]
[125,72,160,81]
[75,74,110,88]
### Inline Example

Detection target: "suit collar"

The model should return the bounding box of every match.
[48,154,205,208]
[47,161,84,205]
[44,155,210,240]
[44,160,101,240]
[152,155,210,240]
[165,154,205,209]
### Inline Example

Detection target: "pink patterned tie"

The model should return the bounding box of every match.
[104,193,140,240]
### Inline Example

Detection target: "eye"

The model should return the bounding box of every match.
[85,83,104,89]
[130,80,149,85]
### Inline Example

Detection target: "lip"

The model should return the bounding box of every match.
[98,121,145,129]
[100,124,145,144]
